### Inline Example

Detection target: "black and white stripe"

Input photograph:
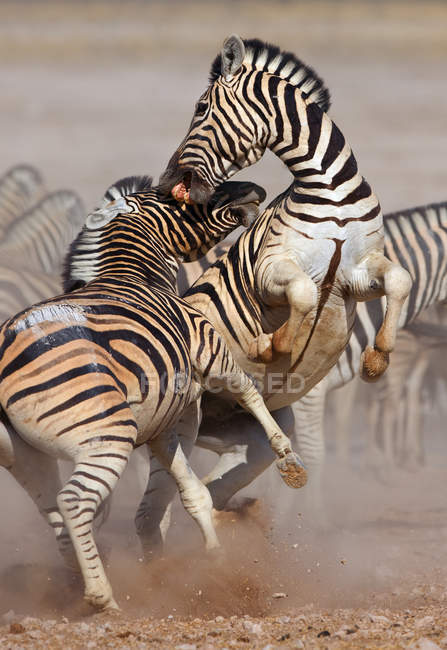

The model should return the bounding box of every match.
[160,36,410,411]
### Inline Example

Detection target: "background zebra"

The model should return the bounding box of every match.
[0,164,85,324]
[351,308,447,474]
[0,176,307,611]
[0,164,45,238]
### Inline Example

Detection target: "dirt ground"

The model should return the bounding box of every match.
[0,1,447,648]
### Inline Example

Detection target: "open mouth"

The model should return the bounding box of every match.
[171,172,194,205]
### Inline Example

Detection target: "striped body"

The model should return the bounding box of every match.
[0,177,304,609]
[161,36,411,415]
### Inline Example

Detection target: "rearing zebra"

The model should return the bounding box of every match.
[126,35,410,547]
[0,176,305,611]
[160,35,411,394]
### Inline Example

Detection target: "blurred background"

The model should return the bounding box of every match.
[1,0,446,209]
[0,0,446,618]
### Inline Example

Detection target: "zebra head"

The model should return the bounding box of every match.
[160,35,251,204]
[160,35,330,204]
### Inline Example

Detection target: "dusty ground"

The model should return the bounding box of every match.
[0,1,447,647]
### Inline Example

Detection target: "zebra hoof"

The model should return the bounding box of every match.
[276,452,307,489]
[84,587,119,611]
[360,346,389,382]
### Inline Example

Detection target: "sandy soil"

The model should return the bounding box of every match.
[0,1,446,647]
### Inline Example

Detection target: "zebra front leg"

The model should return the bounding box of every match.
[401,354,429,469]
[198,406,294,510]
[358,254,412,381]
[57,411,136,611]
[150,430,220,552]
[231,380,307,489]
[248,259,317,363]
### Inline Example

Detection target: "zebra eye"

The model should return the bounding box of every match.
[195,101,208,117]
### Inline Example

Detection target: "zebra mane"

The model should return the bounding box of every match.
[63,175,153,292]
[103,175,153,202]
[209,38,331,113]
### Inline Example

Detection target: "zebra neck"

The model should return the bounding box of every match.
[67,221,179,293]
[141,200,238,263]
[268,93,368,209]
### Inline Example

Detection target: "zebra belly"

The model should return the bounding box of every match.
[131,375,200,444]
[265,298,356,410]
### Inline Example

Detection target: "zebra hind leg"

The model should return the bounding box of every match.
[148,402,220,553]
[56,416,136,611]
[0,419,79,568]
[151,433,220,551]
[135,448,177,560]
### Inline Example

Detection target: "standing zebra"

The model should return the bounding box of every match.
[187,200,447,515]
[0,265,61,325]
[0,176,305,611]
[143,36,411,535]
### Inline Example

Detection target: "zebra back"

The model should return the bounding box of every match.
[0,164,45,237]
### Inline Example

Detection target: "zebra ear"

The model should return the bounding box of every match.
[85,196,130,230]
[85,210,111,230]
[221,34,245,81]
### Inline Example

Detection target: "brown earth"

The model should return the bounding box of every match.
[0,1,447,648]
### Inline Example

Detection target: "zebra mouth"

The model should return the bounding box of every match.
[159,155,213,205]
[171,171,213,205]
[171,172,194,204]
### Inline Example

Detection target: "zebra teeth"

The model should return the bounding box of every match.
[184,191,194,205]
[172,182,187,202]
[172,174,194,205]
